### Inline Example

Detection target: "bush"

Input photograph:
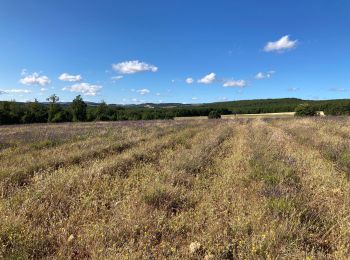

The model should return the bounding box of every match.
[208,110,221,119]
[294,103,317,117]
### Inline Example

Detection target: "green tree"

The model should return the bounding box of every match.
[95,101,110,121]
[22,99,48,123]
[70,95,87,122]
[208,110,221,119]
[294,103,317,117]
[46,94,62,122]
[0,101,23,124]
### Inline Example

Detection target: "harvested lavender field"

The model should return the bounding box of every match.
[1,118,350,259]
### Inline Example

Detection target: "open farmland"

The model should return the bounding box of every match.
[1,118,350,259]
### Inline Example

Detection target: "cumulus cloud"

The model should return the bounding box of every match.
[62,83,102,96]
[58,73,82,82]
[255,71,275,80]
[186,77,194,84]
[112,60,158,74]
[20,72,50,86]
[198,73,216,84]
[264,35,298,52]
[136,88,150,95]
[191,97,198,100]
[223,79,247,88]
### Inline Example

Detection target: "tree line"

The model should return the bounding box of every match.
[1,96,350,125]
[0,95,174,125]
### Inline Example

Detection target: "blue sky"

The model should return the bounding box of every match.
[0,0,349,104]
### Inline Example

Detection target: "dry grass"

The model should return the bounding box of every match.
[0,118,350,259]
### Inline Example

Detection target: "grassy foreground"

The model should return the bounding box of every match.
[1,118,350,259]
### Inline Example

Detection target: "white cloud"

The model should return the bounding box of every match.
[20,72,50,86]
[40,87,48,92]
[136,88,150,95]
[112,60,158,74]
[198,73,216,84]
[191,97,198,100]
[62,82,102,96]
[58,73,82,82]
[156,93,161,96]
[219,97,228,101]
[264,35,298,52]
[255,71,275,80]
[186,77,194,84]
[223,79,247,88]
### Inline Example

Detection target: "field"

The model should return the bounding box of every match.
[1,118,350,259]
[175,112,296,120]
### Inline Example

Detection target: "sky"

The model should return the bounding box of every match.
[0,0,349,104]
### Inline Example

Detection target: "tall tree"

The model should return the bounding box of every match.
[95,101,110,121]
[70,95,87,122]
[46,94,61,122]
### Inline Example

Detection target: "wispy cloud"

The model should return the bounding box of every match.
[329,87,347,92]
[58,73,82,82]
[20,72,50,86]
[111,75,124,82]
[112,60,158,74]
[288,87,300,92]
[131,98,145,103]
[198,73,216,84]
[255,70,275,79]
[264,35,298,52]
[21,68,27,76]
[0,89,32,94]
[62,82,102,96]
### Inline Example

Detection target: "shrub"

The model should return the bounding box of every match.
[294,103,317,117]
[208,110,221,119]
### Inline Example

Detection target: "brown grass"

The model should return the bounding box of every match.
[0,118,350,259]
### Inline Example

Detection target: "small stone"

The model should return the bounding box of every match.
[67,234,75,243]
[204,253,215,260]
[189,241,202,255]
